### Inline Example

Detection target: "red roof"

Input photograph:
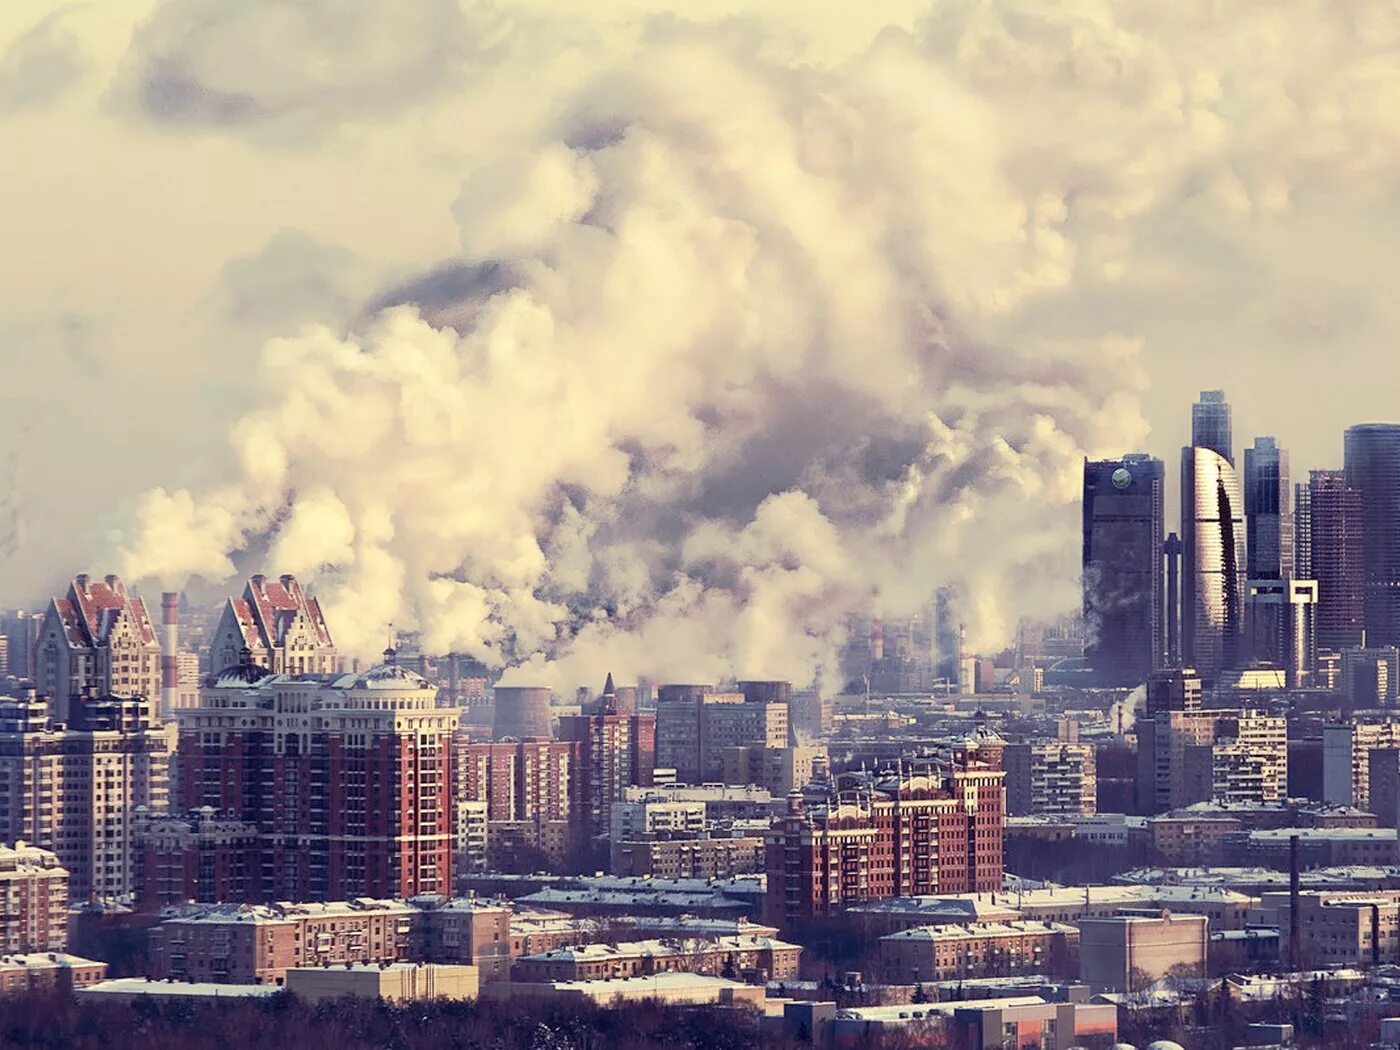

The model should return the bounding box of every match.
[241,575,334,650]
[66,576,157,647]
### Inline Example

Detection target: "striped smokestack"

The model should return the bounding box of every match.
[160,592,179,722]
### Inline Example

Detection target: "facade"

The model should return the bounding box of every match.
[1340,646,1400,708]
[455,737,576,859]
[1245,436,1293,580]
[0,694,170,903]
[0,841,68,953]
[0,953,106,995]
[1306,470,1367,650]
[1323,717,1400,807]
[148,897,513,985]
[1245,578,1317,686]
[1192,389,1233,463]
[764,761,1004,925]
[206,574,336,677]
[1082,454,1165,685]
[134,809,263,909]
[721,745,822,795]
[172,653,459,901]
[1347,424,1400,647]
[512,935,800,983]
[1002,742,1096,817]
[878,921,1079,983]
[1256,890,1400,967]
[655,685,787,786]
[1078,911,1208,992]
[610,837,766,879]
[556,709,655,839]
[1181,445,1247,682]
[286,963,479,1003]
[32,575,161,723]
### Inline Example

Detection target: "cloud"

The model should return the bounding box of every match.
[0,6,89,112]
[116,0,514,134]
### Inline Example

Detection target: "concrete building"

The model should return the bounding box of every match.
[0,694,170,903]
[610,836,766,880]
[0,953,107,995]
[491,686,553,742]
[610,798,707,843]
[1003,742,1096,816]
[148,897,513,986]
[879,921,1079,983]
[455,738,576,864]
[1324,717,1400,807]
[493,971,766,1009]
[722,745,823,795]
[286,962,478,1003]
[1078,911,1208,992]
[207,574,336,677]
[1341,647,1400,707]
[32,575,161,723]
[172,652,459,901]
[512,935,800,983]
[655,685,787,786]
[557,708,656,839]
[0,842,68,953]
[1255,890,1400,967]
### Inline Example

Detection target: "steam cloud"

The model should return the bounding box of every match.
[89,0,1397,688]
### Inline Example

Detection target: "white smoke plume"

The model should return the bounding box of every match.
[92,0,1397,688]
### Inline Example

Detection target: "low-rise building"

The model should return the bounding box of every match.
[491,971,767,1009]
[512,935,800,983]
[1078,911,1209,992]
[0,953,106,995]
[1254,890,1400,967]
[285,963,478,1003]
[611,836,765,879]
[878,921,1079,983]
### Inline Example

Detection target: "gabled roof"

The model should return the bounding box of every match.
[243,575,334,649]
[59,576,157,649]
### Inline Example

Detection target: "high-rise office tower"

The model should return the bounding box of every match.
[1294,481,1313,579]
[1181,445,1247,682]
[1245,437,1293,580]
[1346,425,1400,647]
[1082,455,1165,685]
[1192,390,1233,464]
[1246,578,1317,686]
[1308,470,1367,651]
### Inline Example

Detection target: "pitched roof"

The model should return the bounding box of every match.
[62,576,157,648]
[243,575,334,649]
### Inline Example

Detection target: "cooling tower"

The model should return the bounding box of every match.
[492,686,553,740]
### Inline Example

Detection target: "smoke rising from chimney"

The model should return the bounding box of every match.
[91,1,1397,686]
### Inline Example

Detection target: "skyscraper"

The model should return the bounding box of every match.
[1294,481,1313,579]
[1306,470,1365,651]
[1082,454,1164,685]
[1244,437,1292,580]
[1192,390,1233,465]
[1181,446,1247,682]
[1346,424,1400,647]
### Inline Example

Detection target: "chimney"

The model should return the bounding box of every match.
[161,593,179,722]
[1289,833,1301,968]
[75,574,89,594]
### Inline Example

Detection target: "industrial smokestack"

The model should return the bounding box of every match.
[1289,833,1301,969]
[160,592,179,722]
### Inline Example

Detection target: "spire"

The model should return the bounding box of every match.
[602,672,616,697]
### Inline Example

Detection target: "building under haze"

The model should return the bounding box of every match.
[1244,437,1292,580]
[32,575,162,724]
[1181,445,1247,682]
[1304,470,1366,651]
[1192,389,1233,464]
[1347,425,1400,647]
[207,574,337,678]
[1082,454,1164,686]
[173,650,458,902]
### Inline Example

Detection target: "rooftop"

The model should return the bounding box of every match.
[78,978,281,999]
[881,921,1077,943]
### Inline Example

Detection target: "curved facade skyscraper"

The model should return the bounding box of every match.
[1182,446,1247,682]
[1345,424,1400,646]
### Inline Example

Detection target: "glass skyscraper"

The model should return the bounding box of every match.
[1192,390,1233,465]
[1181,445,1246,682]
[1244,436,1292,580]
[1307,470,1366,651]
[1082,454,1164,686]
[1345,424,1400,646]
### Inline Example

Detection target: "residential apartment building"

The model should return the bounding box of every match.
[206,574,336,676]
[722,745,824,795]
[148,897,513,985]
[32,575,161,723]
[655,685,787,786]
[610,836,766,880]
[1324,717,1400,807]
[556,709,655,838]
[0,694,170,903]
[171,653,459,901]
[1003,743,1096,816]
[764,760,1004,925]
[879,921,1079,983]
[455,738,576,864]
[0,841,68,953]
[512,935,800,983]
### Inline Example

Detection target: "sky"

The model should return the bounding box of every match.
[0,0,1397,684]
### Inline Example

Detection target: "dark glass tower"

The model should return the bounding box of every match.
[1308,470,1366,650]
[1345,424,1400,646]
[1181,446,1247,682]
[1083,454,1164,686]
[1244,436,1292,580]
[1192,390,1233,465]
